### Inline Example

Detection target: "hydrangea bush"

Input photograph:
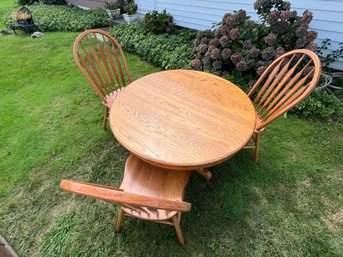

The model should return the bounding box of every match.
[143,9,174,34]
[190,0,318,86]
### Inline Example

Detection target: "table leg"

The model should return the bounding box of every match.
[195,169,212,181]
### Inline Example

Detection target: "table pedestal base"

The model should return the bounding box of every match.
[195,169,212,181]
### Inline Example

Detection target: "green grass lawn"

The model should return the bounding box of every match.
[0,0,16,17]
[1,32,343,256]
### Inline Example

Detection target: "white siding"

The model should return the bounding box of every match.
[138,0,343,69]
[136,0,156,13]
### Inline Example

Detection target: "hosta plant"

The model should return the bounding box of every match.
[5,4,108,32]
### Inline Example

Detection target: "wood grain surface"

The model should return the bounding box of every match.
[109,70,256,170]
[60,154,191,245]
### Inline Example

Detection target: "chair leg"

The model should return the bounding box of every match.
[172,214,185,246]
[116,208,124,232]
[103,107,109,130]
[195,169,213,181]
[254,133,260,164]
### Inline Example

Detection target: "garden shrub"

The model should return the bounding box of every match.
[317,38,343,68]
[124,1,138,15]
[5,3,108,32]
[110,23,196,69]
[104,2,119,10]
[190,0,317,86]
[17,0,36,4]
[117,0,136,15]
[40,0,66,5]
[143,9,174,34]
[291,90,343,120]
[17,0,66,5]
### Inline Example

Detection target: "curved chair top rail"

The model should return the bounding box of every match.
[60,180,191,213]
[248,49,321,130]
[73,29,132,102]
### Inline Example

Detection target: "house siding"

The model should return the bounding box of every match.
[66,0,109,9]
[137,0,343,69]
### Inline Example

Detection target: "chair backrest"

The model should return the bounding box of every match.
[248,49,321,130]
[73,29,132,102]
[60,180,191,215]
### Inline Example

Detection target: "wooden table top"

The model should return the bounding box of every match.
[110,70,256,170]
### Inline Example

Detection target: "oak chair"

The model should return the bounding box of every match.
[244,49,321,163]
[60,154,191,245]
[73,29,132,129]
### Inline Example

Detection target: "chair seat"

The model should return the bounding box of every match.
[120,155,190,221]
[104,88,123,108]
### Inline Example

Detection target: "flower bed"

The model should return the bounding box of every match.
[110,23,196,70]
[190,0,317,86]
[4,3,108,32]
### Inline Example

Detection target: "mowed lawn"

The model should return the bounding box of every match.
[0,32,343,256]
[0,0,15,17]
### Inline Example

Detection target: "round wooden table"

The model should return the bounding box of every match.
[109,70,256,171]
